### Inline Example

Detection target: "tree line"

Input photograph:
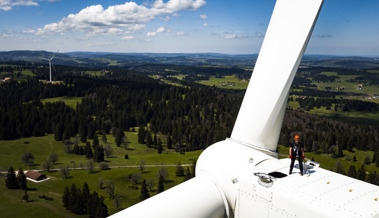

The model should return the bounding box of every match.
[62,182,108,217]
[279,110,379,154]
[1,66,378,155]
[295,97,379,113]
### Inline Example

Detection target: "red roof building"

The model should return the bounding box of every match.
[25,171,47,181]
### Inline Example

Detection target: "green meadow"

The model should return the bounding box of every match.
[41,97,82,109]
[313,71,379,96]
[197,76,248,89]
[0,130,202,217]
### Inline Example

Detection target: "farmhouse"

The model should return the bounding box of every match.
[25,171,49,183]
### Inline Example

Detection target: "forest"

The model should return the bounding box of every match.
[1,63,378,157]
[0,71,240,152]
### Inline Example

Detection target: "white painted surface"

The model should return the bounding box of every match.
[231,0,324,153]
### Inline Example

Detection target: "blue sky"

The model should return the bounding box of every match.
[0,0,378,56]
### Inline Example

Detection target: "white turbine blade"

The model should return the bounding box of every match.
[230,0,324,154]
[110,175,226,218]
[50,49,59,60]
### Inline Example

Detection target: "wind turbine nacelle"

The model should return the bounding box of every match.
[199,140,379,218]
[196,139,276,214]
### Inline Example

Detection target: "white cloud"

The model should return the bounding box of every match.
[146,32,157,37]
[224,34,236,39]
[147,26,168,37]
[156,27,165,33]
[0,30,16,38]
[160,16,170,21]
[223,31,264,39]
[0,0,38,11]
[203,23,208,27]
[122,35,134,40]
[33,0,206,37]
[200,14,207,19]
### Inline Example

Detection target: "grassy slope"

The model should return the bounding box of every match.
[0,167,189,217]
[0,130,201,171]
[313,71,379,96]
[41,97,82,109]
[0,129,202,217]
[197,76,248,90]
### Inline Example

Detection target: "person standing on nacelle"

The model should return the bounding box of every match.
[289,135,304,176]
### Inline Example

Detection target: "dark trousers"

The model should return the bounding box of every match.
[290,156,303,173]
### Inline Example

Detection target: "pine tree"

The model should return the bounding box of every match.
[85,142,93,159]
[347,165,357,178]
[366,171,378,185]
[138,126,146,144]
[157,143,163,154]
[167,134,172,149]
[153,134,158,146]
[87,122,95,140]
[97,196,109,218]
[184,167,192,181]
[146,131,152,148]
[79,120,87,143]
[115,128,124,147]
[62,186,71,209]
[338,144,343,158]
[102,129,107,142]
[17,168,27,190]
[87,191,98,218]
[54,122,64,141]
[357,164,366,181]
[93,133,99,147]
[139,180,150,201]
[158,175,164,193]
[70,183,83,214]
[175,162,184,176]
[63,127,71,140]
[73,143,80,155]
[82,182,90,213]
[5,167,19,189]
[94,145,105,163]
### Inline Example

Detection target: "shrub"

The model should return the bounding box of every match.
[124,154,129,159]
[99,162,109,170]
[39,195,53,201]
[364,155,371,165]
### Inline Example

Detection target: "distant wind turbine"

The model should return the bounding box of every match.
[45,50,59,82]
